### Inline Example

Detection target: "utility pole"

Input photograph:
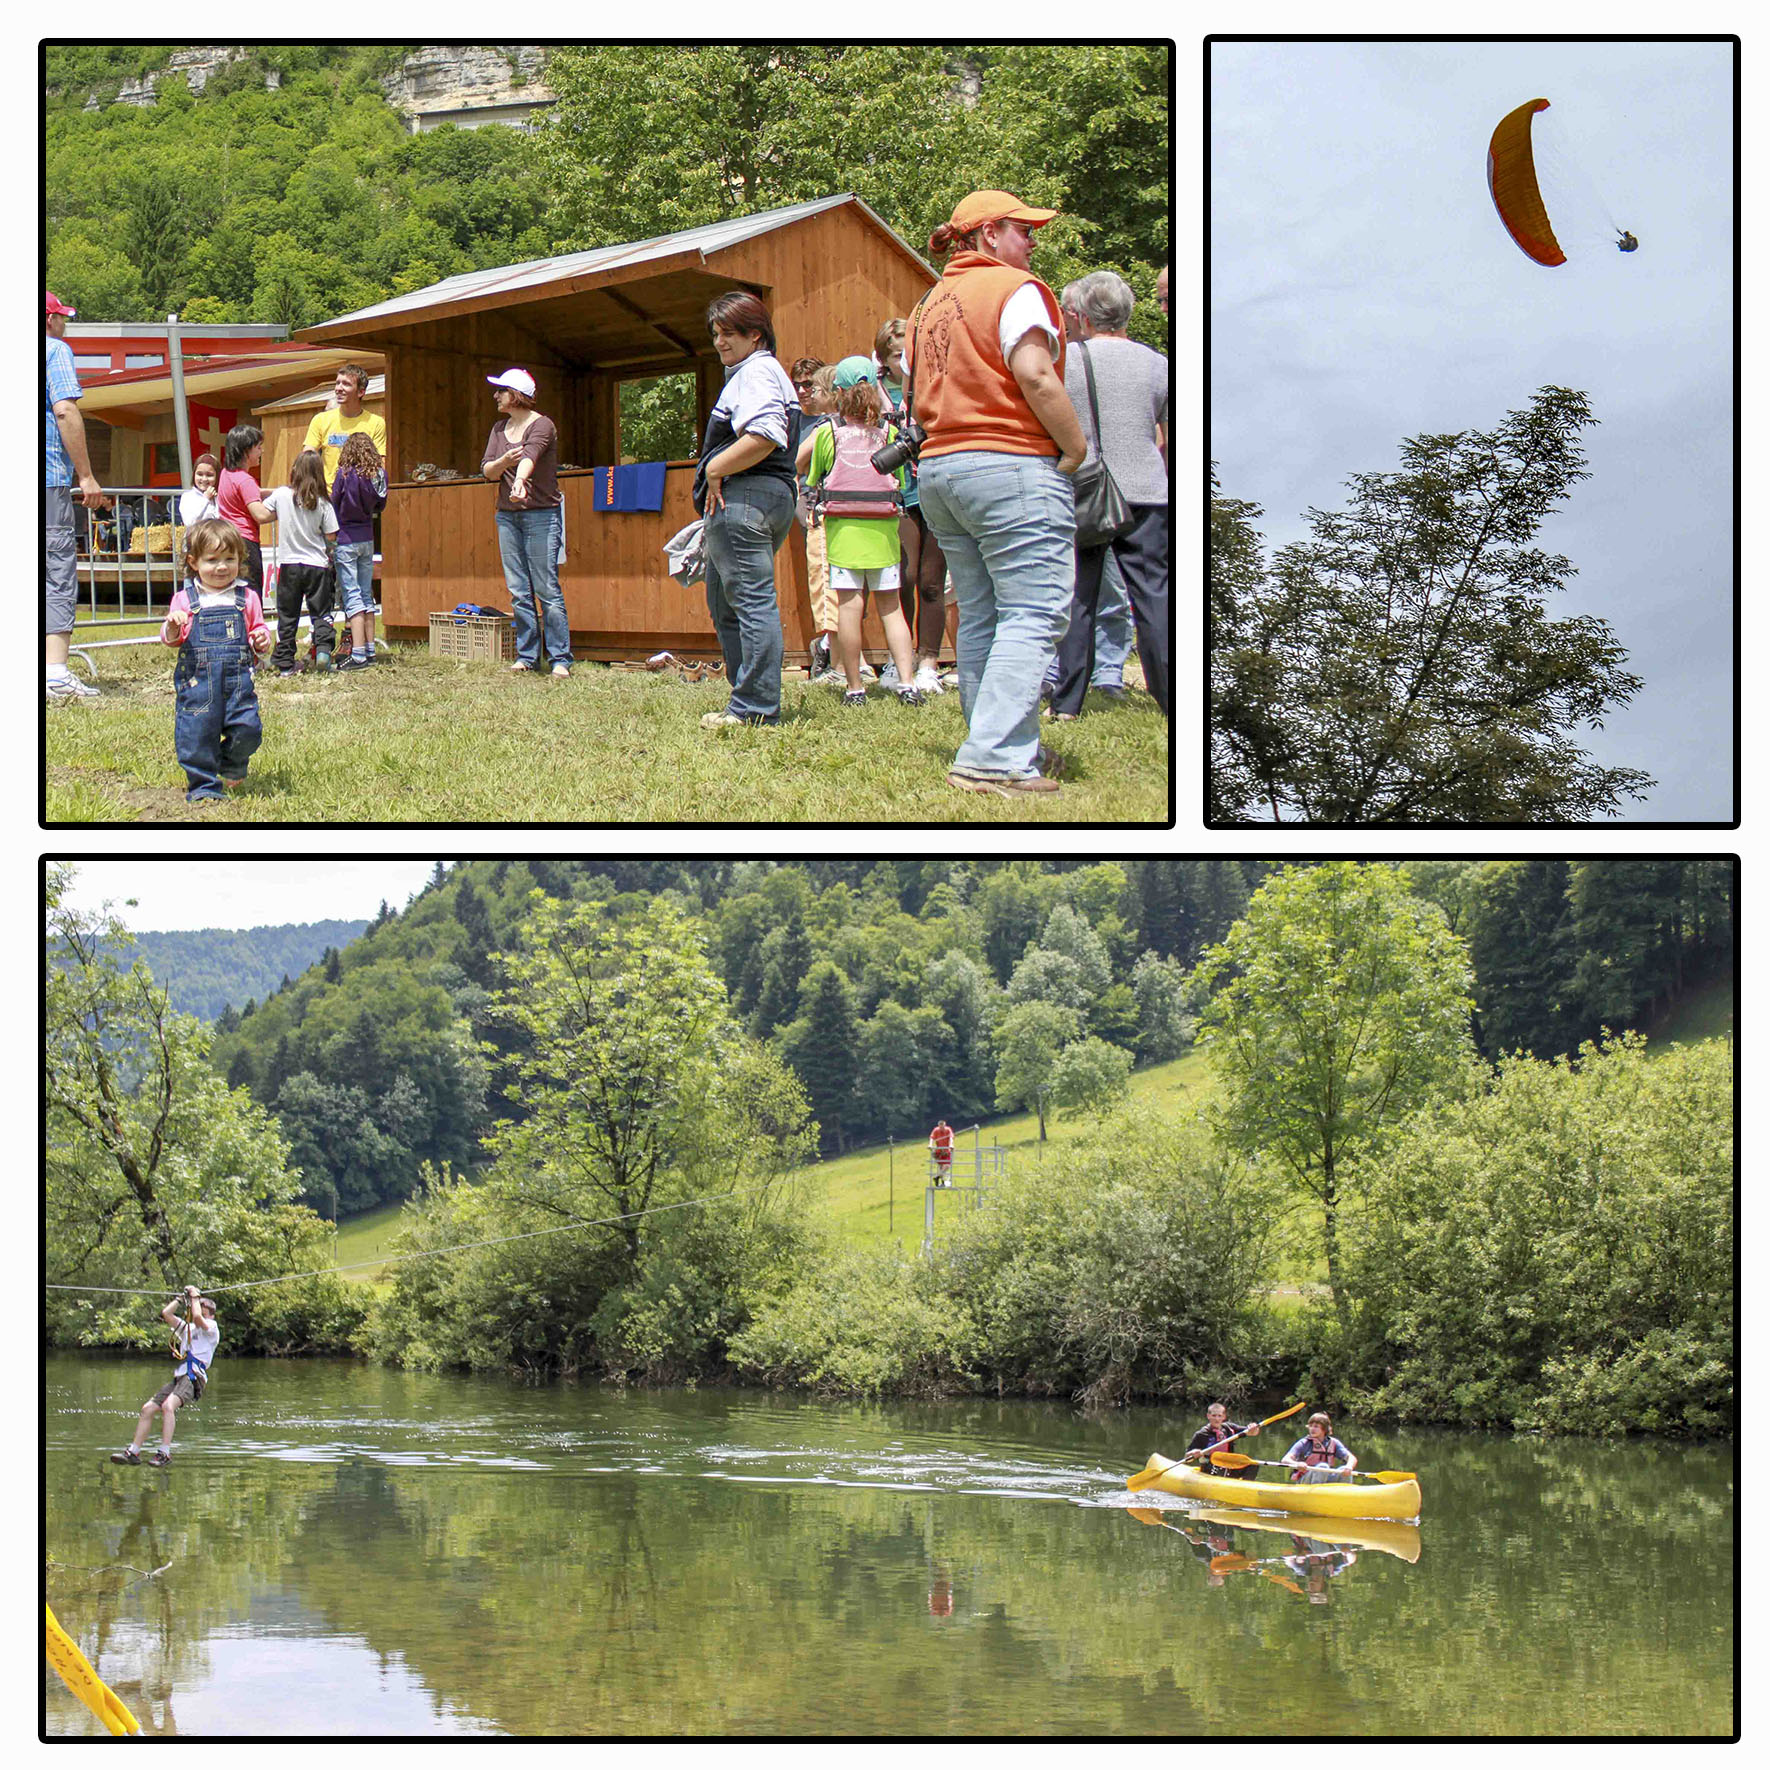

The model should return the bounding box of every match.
[888,1137,894,1235]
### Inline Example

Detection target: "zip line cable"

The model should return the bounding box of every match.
[43,1176,788,1298]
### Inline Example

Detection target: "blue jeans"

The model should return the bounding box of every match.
[915,451,1076,779]
[496,505,571,670]
[704,475,795,721]
[335,540,375,621]
[1044,554,1131,690]
[173,600,262,801]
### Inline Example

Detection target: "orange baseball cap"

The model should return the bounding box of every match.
[949,190,1058,233]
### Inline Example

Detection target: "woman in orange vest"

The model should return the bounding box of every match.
[903,191,1087,796]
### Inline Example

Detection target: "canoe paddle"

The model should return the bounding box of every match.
[1206,1451,1418,1484]
[1126,1401,1308,1493]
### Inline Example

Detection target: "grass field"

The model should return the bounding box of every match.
[45,637,1170,824]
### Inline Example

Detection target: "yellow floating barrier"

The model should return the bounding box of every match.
[45,1605,139,1737]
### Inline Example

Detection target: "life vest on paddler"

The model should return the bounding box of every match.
[1289,1435,1348,1480]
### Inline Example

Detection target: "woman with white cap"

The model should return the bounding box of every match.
[481,368,572,677]
[904,190,1087,796]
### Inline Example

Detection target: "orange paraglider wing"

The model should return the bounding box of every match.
[1487,98,1567,267]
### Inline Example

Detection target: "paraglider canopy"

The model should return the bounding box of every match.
[1488,98,1565,266]
[1616,230,1639,252]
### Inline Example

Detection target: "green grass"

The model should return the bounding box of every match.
[1643,973,1734,1049]
[330,1199,412,1282]
[799,1050,1213,1250]
[45,639,1169,824]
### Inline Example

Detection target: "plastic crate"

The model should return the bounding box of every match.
[429,611,515,663]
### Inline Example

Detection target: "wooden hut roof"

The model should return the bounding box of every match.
[296,193,935,346]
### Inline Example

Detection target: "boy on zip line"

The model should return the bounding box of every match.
[111,1287,218,1468]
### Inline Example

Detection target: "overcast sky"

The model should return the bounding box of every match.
[62,861,440,932]
[1211,37,1734,822]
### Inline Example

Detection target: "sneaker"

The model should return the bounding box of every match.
[314,650,333,673]
[109,1448,141,1465]
[842,690,868,709]
[813,668,849,688]
[337,653,372,671]
[893,686,924,707]
[277,668,301,678]
[701,710,745,730]
[550,663,571,678]
[939,669,960,690]
[878,660,901,688]
[946,770,1061,797]
[809,635,832,675]
[1091,680,1125,701]
[46,674,99,700]
[149,1448,171,1467]
[858,661,878,682]
[913,663,943,695]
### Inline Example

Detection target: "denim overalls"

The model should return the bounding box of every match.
[174,581,263,801]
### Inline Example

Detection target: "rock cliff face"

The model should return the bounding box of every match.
[379,46,552,118]
[83,45,546,118]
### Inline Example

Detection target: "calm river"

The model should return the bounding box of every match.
[42,1354,1733,1738]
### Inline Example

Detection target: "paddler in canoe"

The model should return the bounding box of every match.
[1180,1402,1262,1479]
[1280,1412,1358,1484]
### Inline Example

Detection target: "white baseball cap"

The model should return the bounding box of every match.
[486,367,537,398]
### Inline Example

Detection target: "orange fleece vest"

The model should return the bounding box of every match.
[909,251,1065,460]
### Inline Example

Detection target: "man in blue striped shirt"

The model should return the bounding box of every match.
[45,291,111,700]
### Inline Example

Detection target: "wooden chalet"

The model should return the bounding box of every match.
[295,194,939,659]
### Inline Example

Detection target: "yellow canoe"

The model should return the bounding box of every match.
[1130,1454,1422,1522]
[1187,1507,1422,1563]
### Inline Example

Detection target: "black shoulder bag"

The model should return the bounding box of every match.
[1068,340,1135,549]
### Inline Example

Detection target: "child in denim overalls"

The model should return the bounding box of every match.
[160,518,273,801]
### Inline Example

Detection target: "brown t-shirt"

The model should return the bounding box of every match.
[483,413,561,511]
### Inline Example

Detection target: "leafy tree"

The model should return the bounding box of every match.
[1130,951,1192,1063]
[481,896,814,1280]
[1192,862,1476,1315]
[991,1000,1082,1141]
[43,867,359,1353]
[1037,902,1113,997]
[1047,1036,1133,1121]
[1210,388,1656,823]
[1004,946,1087,1011]
[922,950,999,1122]
[853,1001,944,1141]
[530,46,966,249]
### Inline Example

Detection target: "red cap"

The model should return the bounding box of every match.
[45,290,77,317]
[949,190,1058,233]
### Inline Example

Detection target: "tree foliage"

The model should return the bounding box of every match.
[1340,1035,1733,1435]
[1210,388,1656,824]
[43,866,362,1353]
[1193,863,1477,1313]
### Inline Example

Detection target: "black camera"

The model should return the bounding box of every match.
[870,414,924,475]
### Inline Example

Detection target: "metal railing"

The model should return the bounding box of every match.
[65,487,188,674]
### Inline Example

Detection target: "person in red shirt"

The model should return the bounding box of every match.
[929,1119,955,1187]
[217,425,275,594]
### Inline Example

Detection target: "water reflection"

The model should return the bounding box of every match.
[1127,1503,1420,1605]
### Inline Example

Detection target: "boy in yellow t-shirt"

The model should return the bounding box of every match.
[303,364,386,486]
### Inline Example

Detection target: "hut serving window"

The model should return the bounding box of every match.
[618,373,698,464]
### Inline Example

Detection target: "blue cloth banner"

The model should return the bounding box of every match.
[592,462,668,512]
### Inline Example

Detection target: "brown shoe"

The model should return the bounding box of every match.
[946,771,1061,797]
